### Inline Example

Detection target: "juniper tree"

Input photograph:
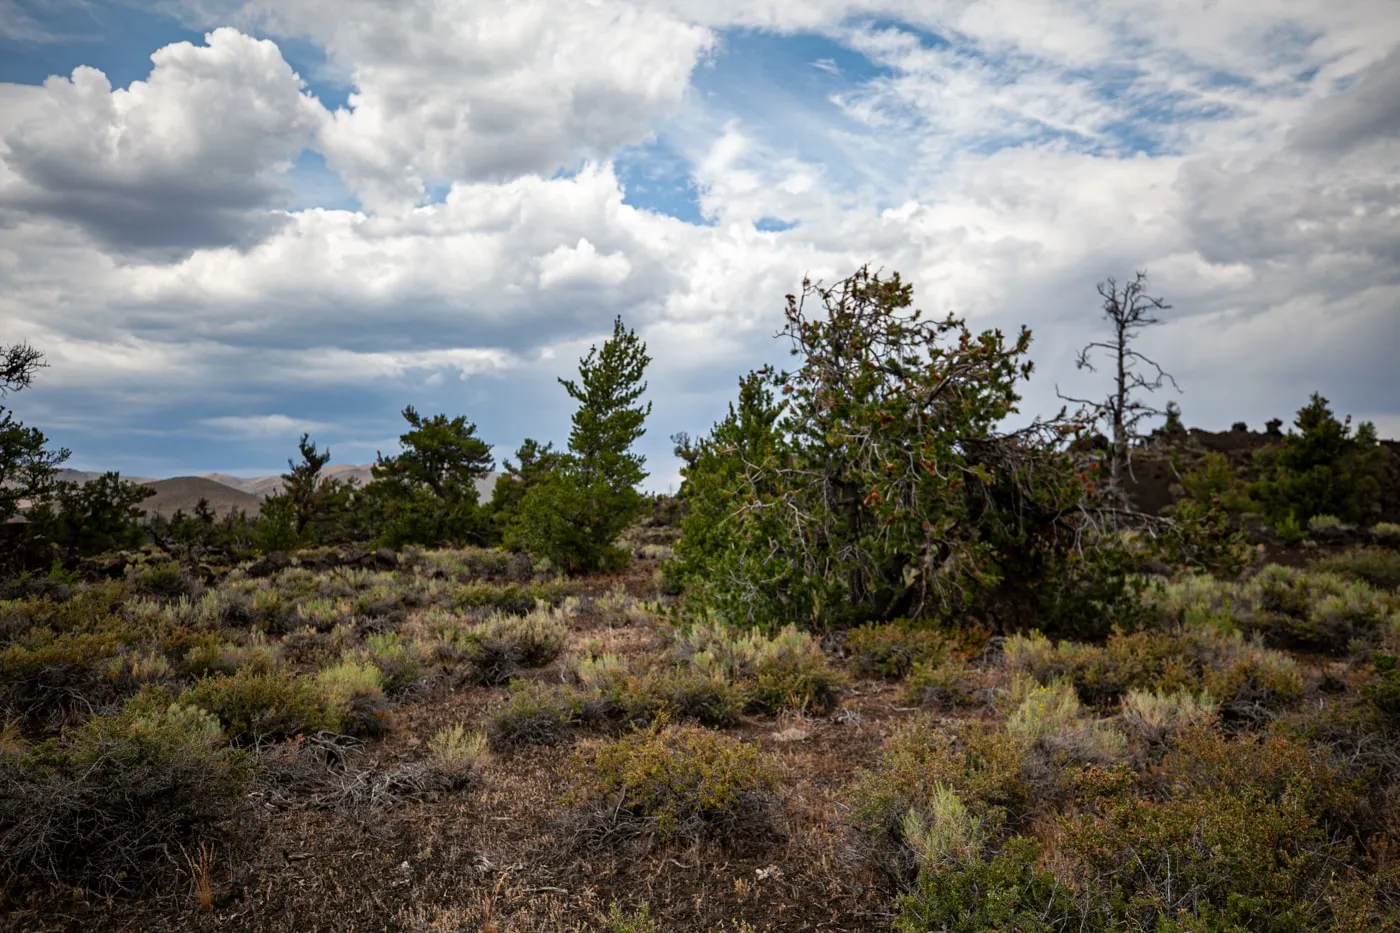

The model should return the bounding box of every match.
[1057,272,1179,495]
[508,317,652,573]
[673,266,1140,635]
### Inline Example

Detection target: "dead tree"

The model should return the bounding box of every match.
[1058,272,1179,495]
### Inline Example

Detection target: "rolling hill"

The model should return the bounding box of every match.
[41,467,503,519]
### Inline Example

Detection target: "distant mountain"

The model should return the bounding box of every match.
[139,477,264,518]
[42,466,502,519]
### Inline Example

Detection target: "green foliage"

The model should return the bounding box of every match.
[672,265,1139,636]
[0,699,252,890]
[893,837,1078,933]
[185,667,339,744]
[263,433,355,547]
[488,438,562,535]
[509,317,652,574]
[0,343,69,531]
[1153,497,1254,576]
[26,473,154,559]
[1363,654,1400,728]
[485,681,583,749]
[1250,393,1391,528]
[1313,546,1400,591]
[844,620,952,680]
[365,406,495,548]
[1176,451,1254,513]
[602,902,658,933]
[568,721,777,840]
[675,619,844,714]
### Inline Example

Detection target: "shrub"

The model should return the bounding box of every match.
[0,701,252,890]
[314,660,387,736]
[426,724,488,790]
[903,657,981,709]
[129,562,202,601]
[485,682,583,749]
[848,717,1029,882]
[1310,513,1347,532]
[844,621,950,680]
[361,632,426,694]
[186,668,339,745]
[892,837,1077,933]
[900,784,987,867]
[677,620,843,714]
[1314,546,1400,591]
[1363,654,1400,728]
[1004,678,1127,765]
[606,666,747,729]
[601,902,658,933]
[1,631,125,733]
[567,721,777,841]
[452,603,571,685]
[1118,687,1218,743]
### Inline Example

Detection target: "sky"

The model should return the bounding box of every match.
[1,0,1397,492]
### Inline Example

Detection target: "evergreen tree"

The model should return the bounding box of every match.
[489,438,562,537]
[1250,393,1389,527]
[264,433,354,545]
[365,406,495,547]
[508,317,651,573]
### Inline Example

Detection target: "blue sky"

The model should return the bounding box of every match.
[1,0,1398,490]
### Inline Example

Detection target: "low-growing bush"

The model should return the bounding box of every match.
[892,837,1077,933]
[677,620,843,714]
[566,721,778,842]
[446,602,572,685]
[314,659,387,736]
[844,621,951,680]
[1004,678,1127,765]
[1118,687,1218,744]
[848,717,1029,883]
[186,667,339,745]
[485,682,583,749]
[600,666,747,729]
[0,700,252,891]
[1313,546,1400,591]
[426,723,488,790]
[903,657,982,709]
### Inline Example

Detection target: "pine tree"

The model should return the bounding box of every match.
[508,317,652,573]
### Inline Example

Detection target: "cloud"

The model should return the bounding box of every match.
[1,0,1399,483]
[199,413,327,436]
[238,0,716,212]
[0,27,326,256]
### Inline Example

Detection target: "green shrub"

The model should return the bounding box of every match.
[1363,654,1400,728]
[603,666,747,729]
[426,723,488,790]
[186,667,339,744]
[449,602,572,685]
[1004,678,1127,765]
[450,581,569,615]
[1118,687,1218,744]
[602,902,658,933]
[128,562,201,601]
[485,682,583,749]
[848,717,1029,882]
[844,621,951,680]
[903,657,980,709]
[314,659,387,736]
[567,721,777,840]
[677,620,843,714]
[1313,547,1400,591]
[0,700,252,890]
[361,632,427,693]
[1,630,126,733]
[893,837,1077,933]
